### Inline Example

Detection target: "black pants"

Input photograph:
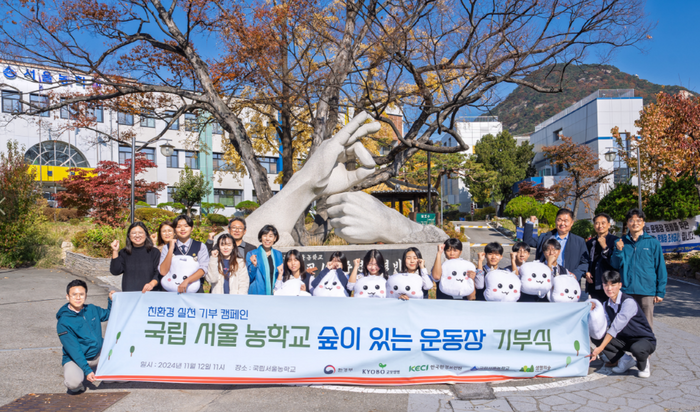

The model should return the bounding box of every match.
[592,336,656,371]
[586,288,608,302]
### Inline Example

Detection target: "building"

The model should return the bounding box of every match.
[527,89,643,219]
[0,61,281,215]
[440,116,505,213]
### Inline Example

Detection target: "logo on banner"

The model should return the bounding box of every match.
[324,365,336,374]
[409,365,429,372]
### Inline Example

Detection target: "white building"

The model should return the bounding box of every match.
[527,89,643,219]
[0,61,280,215]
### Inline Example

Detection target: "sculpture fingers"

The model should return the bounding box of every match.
[332,111,374,145]
[326,204,351,219]
[344,166,376,188]
[342,141,376,167]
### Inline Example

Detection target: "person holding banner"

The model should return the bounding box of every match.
[309,251,348,294]
[275,249,312,292]
[348,249,388,291]
[432,238,472,300]
[246,224,283,295]
[391,247,434,300]
[57,280,115,394]
[474,242,505,301]
[207,234,249,295]
[611,209,667,329]
[159,215,210,293]
[588,270,656,378]
[110,222,161,293]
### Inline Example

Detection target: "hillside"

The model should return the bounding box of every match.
[489,64,695,135]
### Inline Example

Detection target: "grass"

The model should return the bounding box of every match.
[34,221,96,268]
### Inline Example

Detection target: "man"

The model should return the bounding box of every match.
[207,217,256,260]
[159,214,209,293]
[586,213,619,302]
[610,208,667,329]
[523,209,590,298]
[57,279,115,394]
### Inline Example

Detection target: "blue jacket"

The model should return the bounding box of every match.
[246,247,283,295]
[610,232,667,298]
[56,299,112,376]
[523,222,590,280]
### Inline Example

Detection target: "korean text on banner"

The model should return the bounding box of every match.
[645,216,700,253]
[96,293,591,385]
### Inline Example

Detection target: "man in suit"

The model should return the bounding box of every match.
[207,217,257,260]
[523,208,590,300]
[586,213,619,302]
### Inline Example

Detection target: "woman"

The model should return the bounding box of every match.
[246,225,283,295]
[152,222,175,252]
[206,233,249,294]
[274,249,312,293]
[110,221,161,292]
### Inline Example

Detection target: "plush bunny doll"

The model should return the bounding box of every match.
[162,255,201,293]
[387,273,424,299]
[274,278,312,296]
[588,298,607,340]
[484,270,521,302]
[518,261,553,298]
[312,271,349,297]
[547,275,581,302]
[353,276,386,298]
[438,258,476,299]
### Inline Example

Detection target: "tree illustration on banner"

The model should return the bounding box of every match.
[574,340,581,356]
[116,332,121,344]
[130,346,135,357]
[108,349,113,360]
[566,356,572,367]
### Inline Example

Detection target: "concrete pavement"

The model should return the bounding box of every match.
[2,267,700,411]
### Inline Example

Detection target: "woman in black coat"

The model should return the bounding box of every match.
[110,222,162,292]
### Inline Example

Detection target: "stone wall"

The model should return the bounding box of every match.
[64,251,111,278]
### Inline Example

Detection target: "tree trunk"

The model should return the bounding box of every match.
[572,197,580,219]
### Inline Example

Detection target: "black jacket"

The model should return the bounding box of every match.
[586,233,619,292]
[523,222,590,281]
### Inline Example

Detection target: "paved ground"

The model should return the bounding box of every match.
[1,267,700,411]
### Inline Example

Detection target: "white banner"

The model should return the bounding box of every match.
[96,293,591,385]
[645,216,700,253]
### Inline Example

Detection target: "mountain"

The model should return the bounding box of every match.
[488,64,695,135]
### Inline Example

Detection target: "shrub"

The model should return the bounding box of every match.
[473,206,496,220]
[504,196,542,222]
[136,201,151,207]
[201,202,225,215]
[645,175,700,222]
[595,184,639,223]
[157,202,186,213]
[570,220,595,239]
[134,208,177,234]
[72,226,126,258]
[540,202,559,225]
[42,207,80,222]
[207,213,229,225]
[236,200,260,215]
[69,218,82,226]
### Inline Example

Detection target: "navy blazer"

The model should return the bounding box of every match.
[523,222,590,281]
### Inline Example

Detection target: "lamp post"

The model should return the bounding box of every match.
[604,148,616,189]
[128,141,175,224]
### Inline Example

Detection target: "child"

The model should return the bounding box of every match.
[311,251,350,295]
[206,234,249,294]
[541,238,572,277]
[388,247,434,300]
[474,242,504,301]
[275,249,312,292]
[348,249,387,291]
[505,241,531,273]
[56,280,115,394]
[587,270,656,378]
[159,214,209,293]
[432,238,475,300]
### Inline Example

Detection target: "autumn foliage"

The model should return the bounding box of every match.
[517,180,554,202]
[56,155,166,227]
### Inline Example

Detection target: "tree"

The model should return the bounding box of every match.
[504,196,542,223]
[542,136,613,218]
[472,131,535,212]
[0,141,43,267]
[645,175,700,222]
[57,155,166,227]
[172,166,212,217]
[595,184,639,223]
[517,181,554,203]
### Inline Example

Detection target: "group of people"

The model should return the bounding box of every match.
[56,207,668,393]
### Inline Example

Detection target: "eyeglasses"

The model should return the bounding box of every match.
[628,219,645,224]
[230,226,245,232]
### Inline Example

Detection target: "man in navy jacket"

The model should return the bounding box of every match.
[523,208,590,300]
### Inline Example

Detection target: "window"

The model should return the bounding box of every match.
[164,111,179,130]
[145,191,157,206]
[142,147,156,163]
[140,114,155,128]
[89,106,104,123]
[251,190,257,204]
[118,112,134,125]
[185,151,199,169]
[214,189,242,207]
[257,156,278,174]
[30,94,49,117]
[119,146,132,164]
[185,113,198,132]
[212,122,223,135]
[555,164,564,174]
[24,141,89,168]
[538,168,552,177]
[167,187,177,203]
[2,90,21,113]
[167,150,179,168]
[213,153,226,171]
[553,128,562,141]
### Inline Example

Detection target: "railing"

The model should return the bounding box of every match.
[456,115,499,123]
[534,89,635,131]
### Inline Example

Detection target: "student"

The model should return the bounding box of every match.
[541,238,572,277]
[275,249,312,292]
[206,234,249,294]
[474,242,504,301]
[56,279,114,394]
[389,247,434,300]
[348,249,387,291]
[158,215,210,293]
[312,251,350,293]
[109,222,161,292]
[246,224,284,295]
[587,270,656,378]
[432,238,475,300]
[504,241,531,273]
[586,213,619,302]
[152,222,175,253]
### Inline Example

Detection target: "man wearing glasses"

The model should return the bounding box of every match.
[207,217,257,260]
[611,209,667,330]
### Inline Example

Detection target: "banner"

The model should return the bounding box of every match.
[96,293,591,385]
[645,216,700,253]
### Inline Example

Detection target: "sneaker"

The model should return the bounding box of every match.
[638,360,650,378]
[612,354,635,374]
